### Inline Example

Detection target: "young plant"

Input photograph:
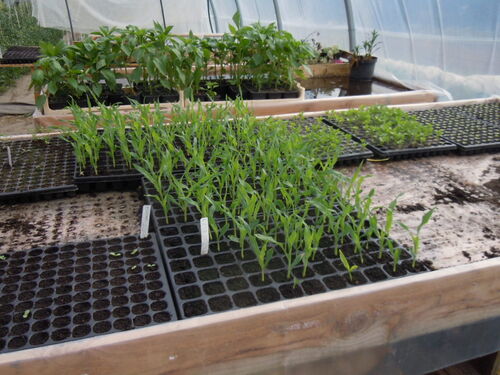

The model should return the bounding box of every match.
[339,250,358,282]
[398,208,436,267]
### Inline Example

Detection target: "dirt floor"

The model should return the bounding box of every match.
[344,153,500,269]
[0,191,143,253]
[0,74,37,136]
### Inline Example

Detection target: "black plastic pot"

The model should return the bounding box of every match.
[350,57,377,81]
[141,90,179,104]
[243,82,300,100]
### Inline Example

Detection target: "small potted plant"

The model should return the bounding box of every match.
[350,30,381,81]
[305,39,352,78]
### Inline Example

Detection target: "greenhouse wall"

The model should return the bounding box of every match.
[29,0,499,99]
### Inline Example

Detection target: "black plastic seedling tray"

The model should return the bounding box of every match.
[0,138,77,201]
[142,180,431,319]
[155,220,431,319]
[0,234,177,353]
[409,108,500,154]
[284,117,373,164]
[323,118,457,159]
[74,149,142,191]
[453,102,500,126]
[0,46,40,64]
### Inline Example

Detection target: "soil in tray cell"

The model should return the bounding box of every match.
[157,222,431,319]
[0,138,76,198]
[0,234,177,353]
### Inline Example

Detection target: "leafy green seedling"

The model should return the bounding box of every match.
[0,255,6,260]
[147,263,157,269]
[339,250,358,282]
[110,252,122,257]
[387,240,401,272]
[131,249,139,255]
[23,310,31,319]
[398,208,436,267]
[131,265,138,270]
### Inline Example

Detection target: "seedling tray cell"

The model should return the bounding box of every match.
[156,222,431,319]
[409,108,500,153]
[0,138,77,200]
[323,118,457,159]
[0,46,40,64]
[284,117,373,164]
[0,234,177,353]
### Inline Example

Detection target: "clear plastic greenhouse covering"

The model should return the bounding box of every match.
[30,0,499,100]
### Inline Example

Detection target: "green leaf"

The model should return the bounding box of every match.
[35,95,47,109]
[47,81,58,95]
[96,59,106,69]
[129,66,143,82]
[101,69,116,86]
[32,69,44,83]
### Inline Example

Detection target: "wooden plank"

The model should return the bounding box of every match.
[258,96,499,120]
[0,64,35,68]
[0,258,498,375]
[34,89,439,128]
[248,90,438,116]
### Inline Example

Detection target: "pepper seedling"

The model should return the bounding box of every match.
[23,310,31,319]
[110,252,122,257]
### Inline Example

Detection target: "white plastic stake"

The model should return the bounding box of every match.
[7,146,12,168]
[140,205,151,239]
[200,217,209,255]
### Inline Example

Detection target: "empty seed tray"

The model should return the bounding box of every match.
[0,234,177,353]
[410,108,500,153]
[453,103,500,127]
[157,221,431,319]
[0,46,40,64]
[323,118,457,159]
[0,138,77,201]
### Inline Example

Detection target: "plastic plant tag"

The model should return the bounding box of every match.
[140,205,151,239]
[200,217,209,255]
[7,146,12,168]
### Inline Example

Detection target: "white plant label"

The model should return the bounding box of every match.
[200,217,209,255]
[140,205,151,239]
[7,146,12,168]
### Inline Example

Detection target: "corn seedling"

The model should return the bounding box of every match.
[339,250,358,282]
[398,208,436,267]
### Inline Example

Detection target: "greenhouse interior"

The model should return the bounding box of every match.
[0,1,498,374]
